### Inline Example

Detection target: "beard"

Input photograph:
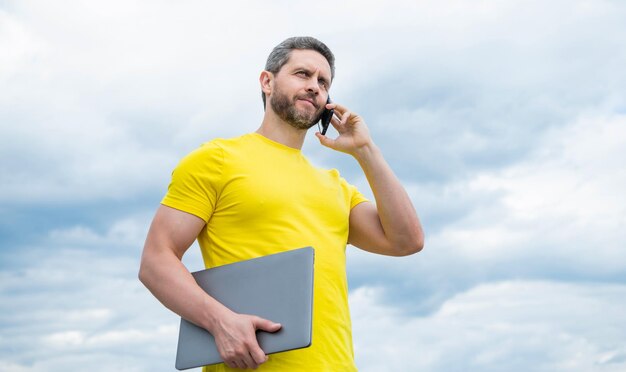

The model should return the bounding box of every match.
[270,88,323,130]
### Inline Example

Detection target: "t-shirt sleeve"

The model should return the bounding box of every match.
[340,177,369,210]
[161,141,225,222]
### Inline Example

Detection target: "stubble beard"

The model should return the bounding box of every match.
[270,88,323,130]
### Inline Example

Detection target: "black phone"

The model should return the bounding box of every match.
[319,96,334,135]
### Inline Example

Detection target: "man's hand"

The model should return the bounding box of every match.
[211,309,282,369]
[315,102,374,158]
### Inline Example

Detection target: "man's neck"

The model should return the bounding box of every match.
[256,111,308,150]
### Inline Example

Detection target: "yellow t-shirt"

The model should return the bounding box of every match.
[162,133,368,371]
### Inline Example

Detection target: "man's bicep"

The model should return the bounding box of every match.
[145,205,206,259]
[348,202,394,255]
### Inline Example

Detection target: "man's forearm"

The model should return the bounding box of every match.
[138,247,228,332]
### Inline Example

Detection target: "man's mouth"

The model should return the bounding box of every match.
[296,96,318,109]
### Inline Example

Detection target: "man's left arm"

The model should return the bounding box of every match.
[316,103,424,256]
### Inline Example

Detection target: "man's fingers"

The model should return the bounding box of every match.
[327,102,348,115]
[233,360,245,369]
[250,344,269,365]
[341,111,351,125]
[239,316,279,366]
[331,112,341,125]
[225,359,242,369]
[224,348,260,370]
[213,313,277,369]
[241,351,259,370]
[252,316,282,333]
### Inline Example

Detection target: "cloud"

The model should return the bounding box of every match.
[439,112,626,271]
[0,244,180,371]
[40,326,177,350]
[350,281,626,372]
[47,215,152,250]
[0,208,207,371]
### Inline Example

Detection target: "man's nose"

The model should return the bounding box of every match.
[305,78,320,95]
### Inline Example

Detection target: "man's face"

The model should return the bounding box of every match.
[269,49,332,130]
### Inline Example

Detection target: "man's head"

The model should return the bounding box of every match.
[261,36,335,109]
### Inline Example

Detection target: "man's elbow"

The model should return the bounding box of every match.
[398,242,423,256]
[138,263,148,286]
[138,264,147,285]
[396,231,425,256]
[138,254,154,288]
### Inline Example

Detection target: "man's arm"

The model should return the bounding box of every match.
[316,103,424,256]
[138,205,281,369]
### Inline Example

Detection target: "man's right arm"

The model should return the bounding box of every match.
[138,205,281,370]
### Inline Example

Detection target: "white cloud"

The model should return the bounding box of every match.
[0,9,40,79]
[47,214,152,249]
[40,326,177,349]
[0,361,32,372]
[0,209,208,371]
[436,112,626,269]
[41,331,85,348]
[350,281,626,372]
[0,243,180,371]
[487,113,626,227]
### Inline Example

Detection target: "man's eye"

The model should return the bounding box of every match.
[296,71,307,77]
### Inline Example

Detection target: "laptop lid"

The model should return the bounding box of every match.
[175,246,315,370]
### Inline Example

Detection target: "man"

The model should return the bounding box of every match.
[139,36,423,371]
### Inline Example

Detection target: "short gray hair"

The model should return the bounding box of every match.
[262,36,335,108]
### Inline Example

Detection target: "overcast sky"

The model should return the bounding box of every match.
[2,0,626,371]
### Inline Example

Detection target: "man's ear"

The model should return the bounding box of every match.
[260,70,273,96]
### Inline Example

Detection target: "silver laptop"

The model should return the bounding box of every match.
[175,247,315,370]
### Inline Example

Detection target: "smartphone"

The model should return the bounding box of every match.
[319,96,334,135]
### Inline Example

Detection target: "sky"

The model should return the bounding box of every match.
[1,0,626,371]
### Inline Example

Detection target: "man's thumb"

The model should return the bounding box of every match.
[252,317,282,333]
[315,132,335,148]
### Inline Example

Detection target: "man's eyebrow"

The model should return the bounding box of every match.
[292,65,313,74]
